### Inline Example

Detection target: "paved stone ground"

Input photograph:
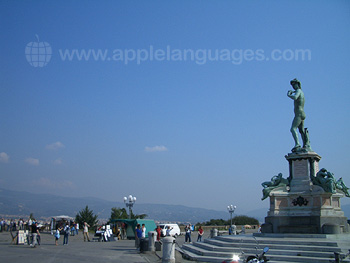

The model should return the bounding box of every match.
[0,231,193,263]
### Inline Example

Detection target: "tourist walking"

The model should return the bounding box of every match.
[19,219,24,230]
[83,222,90,242]
[141,224,146,238]
[166,226,173,236]
[28,218,32,231]
[185,224,192,243]
[135,224,142,249]
[54,226,62,245]
[197,226,204,242]
[63,223,70,245]
[30,221,40,248]
[121,223,127,239]
[70,223,75,236]
[155,225,161,241]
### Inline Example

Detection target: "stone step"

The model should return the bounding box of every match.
[180,235,350,263]
[183,243,341,262]
[216,235,340,247]
[179,247,228,263]
[181,244,350,263]
[193,242,339,258]
[193,243,341,257]
[204,239,342,252]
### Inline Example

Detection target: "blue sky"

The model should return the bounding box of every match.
[1,0,349,215]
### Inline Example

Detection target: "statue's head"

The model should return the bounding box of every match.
[290,78,301,89]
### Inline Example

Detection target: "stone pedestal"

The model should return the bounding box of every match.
[262,152,349,234]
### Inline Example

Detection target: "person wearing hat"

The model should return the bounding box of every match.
[30,221,40,248]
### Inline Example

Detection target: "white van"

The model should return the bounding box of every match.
[159,224,181,237]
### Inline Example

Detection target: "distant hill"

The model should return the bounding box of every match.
[0,188,228,224]
[1,188,348,224]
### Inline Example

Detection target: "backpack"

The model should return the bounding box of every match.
[65,226,70,234]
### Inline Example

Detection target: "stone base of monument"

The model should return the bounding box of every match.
[262,190,349,234]
[261,151,350,234]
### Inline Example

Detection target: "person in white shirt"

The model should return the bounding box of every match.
[141,224,146,238]
[83,222,90,242]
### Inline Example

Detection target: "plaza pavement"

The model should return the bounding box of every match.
[0,231,193,263]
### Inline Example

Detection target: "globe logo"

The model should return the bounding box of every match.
[25,35,52,67]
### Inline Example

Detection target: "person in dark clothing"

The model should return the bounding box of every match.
[135,224,142,249]
[30,221,40,247]
[63,223,70,245]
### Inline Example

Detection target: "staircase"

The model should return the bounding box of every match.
[179,234,350,263]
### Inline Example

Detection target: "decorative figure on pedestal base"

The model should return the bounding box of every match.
[311,168,350,197]
[261,173,289,200]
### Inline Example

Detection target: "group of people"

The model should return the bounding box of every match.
[156,224,204,244]
[2,218,44,248]
[134,223,146,249]
[14,219,206,248]
[154,225,173,240]
[1,218,39,232]
[184,224,204,243]
[53,221,88,245]
[1,219,20,232]
[110,222,127,240]
[54,223,71,245]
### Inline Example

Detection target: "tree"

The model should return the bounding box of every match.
[109,207,128,221]
[109,207,148,222]
[205,219,227,226]
[232,215,259,225]
[135,213,147,219]
[195,215,259,226]
[75,205,98,229]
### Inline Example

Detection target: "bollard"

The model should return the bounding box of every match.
[232,225,237,235]
[213,228,218,237]
[140,238,149,252]
[210,228,218,238]
[148,231,157,252]
[162,236,175,263]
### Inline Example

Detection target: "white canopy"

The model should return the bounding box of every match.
[53,215,74,221]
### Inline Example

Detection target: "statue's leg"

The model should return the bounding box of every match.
[262,188,270,200]
[291,117,301,149]
[298,121,306,147]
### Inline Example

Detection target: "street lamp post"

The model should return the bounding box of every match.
[227,205,236,233]
[124,195,136,219]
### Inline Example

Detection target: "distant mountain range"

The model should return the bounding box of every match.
[0,188,230,224]
[1,188,349,224]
